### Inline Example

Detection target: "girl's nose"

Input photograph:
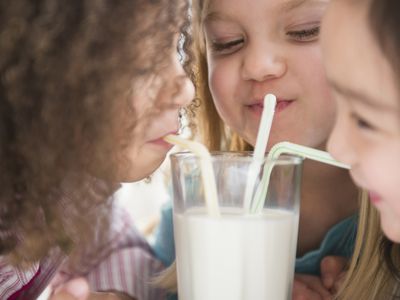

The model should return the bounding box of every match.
[173,74,195,107]
[327,115,357,167]
[241,44,287,82]
[168,54,195,107]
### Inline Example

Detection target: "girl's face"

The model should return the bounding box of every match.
[322,1,400,242]
[120,36,194,182]
[204,0,333,150]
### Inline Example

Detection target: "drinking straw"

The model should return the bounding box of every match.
[250,141,350,213]
[243,94,276,212]
[37,287,51,300]
[164,134,220,217]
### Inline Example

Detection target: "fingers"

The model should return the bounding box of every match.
[332,271,347,294]
[87,293,126,300]
[293,280,324,300]
[293,274,333,300]
[50,291,82,300]
[320,256,348,290]
[51,277,90,300]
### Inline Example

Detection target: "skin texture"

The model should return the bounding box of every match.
[204,0,335,150]
[51,277,137,300]
[292,256,348,300]
[51,278,90,300]
[320,256,348,293]
[118,41,195,182]
[322,0,400,242]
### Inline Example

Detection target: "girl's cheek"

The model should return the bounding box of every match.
[210,59,237,84]
[210,73,232,104]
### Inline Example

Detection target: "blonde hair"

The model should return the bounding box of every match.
[333,0,400,296]
[335,191,400,299]
[155,0,251,290]
[159,0,400,296]
[157,0,367,294]
[190,0,252,152]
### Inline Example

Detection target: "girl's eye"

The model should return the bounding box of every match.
[287,26,320,42]
[210,39,244,54]
[350,113,375,131]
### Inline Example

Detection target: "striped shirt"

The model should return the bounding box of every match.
[0,205,166,300]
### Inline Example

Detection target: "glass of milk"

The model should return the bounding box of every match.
[170,152,303,300]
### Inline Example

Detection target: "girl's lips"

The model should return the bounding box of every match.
[369,191,382,205]
[148,137,174,149]
[247,99,294,115]
[148,131,178,149]
[275,100,293,112]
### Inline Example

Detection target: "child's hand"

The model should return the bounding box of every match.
[50,277,89,300]
[50,277,135,300]
[292,274,333,300]
[87,292,135,300]
[320,256,348,293]
[51,292,133,300]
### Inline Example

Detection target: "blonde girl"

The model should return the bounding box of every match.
[322,0,400,298]
[157,0,360,298]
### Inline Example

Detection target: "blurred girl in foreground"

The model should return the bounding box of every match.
[0,0,194,299]
[322,0,400,298]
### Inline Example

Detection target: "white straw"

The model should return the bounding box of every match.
[251,141,350,213]
[164,134,220,217]
[243,94,276,212]
[37,287,51,300]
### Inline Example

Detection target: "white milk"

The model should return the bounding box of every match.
[174,207,299,300]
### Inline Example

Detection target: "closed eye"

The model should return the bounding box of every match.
[350,112,375,131]
[210,39,244,54]
[287,26,320,42]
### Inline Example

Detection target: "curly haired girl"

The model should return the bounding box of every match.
[0,0,194,299]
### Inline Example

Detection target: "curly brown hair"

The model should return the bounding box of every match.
[0,0,191,266]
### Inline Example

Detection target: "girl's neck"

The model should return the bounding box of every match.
[297,160,359,256]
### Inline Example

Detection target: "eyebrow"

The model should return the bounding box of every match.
[329,80,394,111]
[203,10,245,25]
[203,12,230,23]
[280,0,309,12]
[204,0,325,23]
[279,0,328,13]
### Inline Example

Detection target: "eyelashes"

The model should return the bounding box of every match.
[286,26,320,41]
[350,112,375,131]
[208,25,320,56]
[210,39,244,54]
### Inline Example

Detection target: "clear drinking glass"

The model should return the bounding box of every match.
[170,152,303,300]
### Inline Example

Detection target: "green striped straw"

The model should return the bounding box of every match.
[250,141,350,214]
[164,134,220,217]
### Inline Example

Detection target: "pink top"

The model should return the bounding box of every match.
[0,206,166,300]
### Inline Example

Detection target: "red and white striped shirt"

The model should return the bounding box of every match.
[0,205,166,300]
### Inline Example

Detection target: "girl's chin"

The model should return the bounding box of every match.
[117,159,163,183]
[381,216,400,243]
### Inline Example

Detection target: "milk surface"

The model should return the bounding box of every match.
[174,207,298,300]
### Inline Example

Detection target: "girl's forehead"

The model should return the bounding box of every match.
[204,0,328,20]
[206,0,328,10]
[323,1,399,114]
